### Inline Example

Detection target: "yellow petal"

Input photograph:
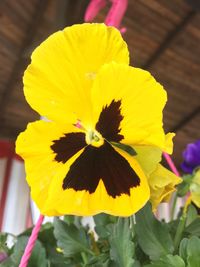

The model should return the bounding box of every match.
[91,62,168,150]
[190,170,200,207]
[134,145,162,175]
[24,23,129,124]
[164,132,175,154]
[148,164,181,210]
[16,120,85,214]
[45,145,150,216]
[16,120,149,216]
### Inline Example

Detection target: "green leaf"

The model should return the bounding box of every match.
[133,261,141,267]
[177,175,193,197]
[0,233,8,247]
[109,218,135,267]
[144,255,185,267]
[94,214,117,239]
[134,244,149,265]
[86,253,109,266]
[179,238,188,263]
[63,215,75,224]
[18,227,33,238]
[95,225,111,239]
[54,218,93,257]
[135,203,174,260]
[187,236,200,267]
[38,223,56,246]
[186,204,198,226]
[94,213,117,226]
[47,251,72,267]
[111,142,137,156]
[179,236,200,267]
[94,213,113,227]
[168,219,180,240]
[185,217,200,236]
[11,236,47,267]
[0,233,11,254]
[36,222,70,267]
[0,257,14,267]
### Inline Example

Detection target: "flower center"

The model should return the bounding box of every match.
[85,72,96,80]
[85,129,104,147]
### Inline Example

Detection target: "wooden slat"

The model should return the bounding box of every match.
[143,10,196,68]
[0,0,50,128]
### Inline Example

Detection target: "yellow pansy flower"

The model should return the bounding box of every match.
[190,169,200,207]
[134,145,181,210]
[23,23,129,126]
[16,23,179,216]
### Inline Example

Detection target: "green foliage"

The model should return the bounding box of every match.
[185,218,200,236]
[177,175,193,197]
[0,233,10,255]
[179,237,200,267]
[1,203,200,267]
[0,236,47,267]
[135,203,174,260]
[109,218,135,267]
[54,218,93,257]
[185,204,198,226]
[145,255,185,267]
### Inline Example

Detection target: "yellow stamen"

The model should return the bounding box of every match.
[56,247,63,253]
[85,129,104,147]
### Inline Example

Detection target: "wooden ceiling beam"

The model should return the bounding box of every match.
[0,0,90,140]
[141,8,198,134]
[21,0,90,59]
[64,0,90,26]
[170,106,200,132]
[54,0,89,30]
[143,10,196,69]
[0,0,49,127]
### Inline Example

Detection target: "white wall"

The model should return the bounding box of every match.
[1,159,29,235]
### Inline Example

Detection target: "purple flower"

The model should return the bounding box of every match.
[181,140,200,173]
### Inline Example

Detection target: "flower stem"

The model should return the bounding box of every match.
[173,213,187,253]
[81,252,88,265]
[171,192,178,220]
[129,215,135,238]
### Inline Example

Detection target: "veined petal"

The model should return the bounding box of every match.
[45,144,150,216]
[165,132,175,154]
[133,146,181,209]
[24,23,129,124]
[16,120,86,214]
[148,164,181,210]
[190,170,200,208]
[91,62,169,151]
[16,120,149,216]
[134,145,162,175]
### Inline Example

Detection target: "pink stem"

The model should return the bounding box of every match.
[163,152,182,218]
[84,0,106,22]
[163,152,180,177]
[163,152,191,212]
[19,215,44,267]
[84,0,128,32]
[105,0,128,29]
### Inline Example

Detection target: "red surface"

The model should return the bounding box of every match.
[0,140,14,158]
[0,158,12,228]
[0,141,15,230]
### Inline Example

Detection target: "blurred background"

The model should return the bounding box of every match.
[0,0,200,234]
